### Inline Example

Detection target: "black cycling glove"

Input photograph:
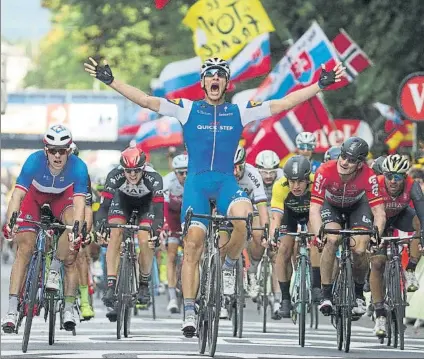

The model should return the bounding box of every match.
[91,60,114,85]
[318,66,337,89]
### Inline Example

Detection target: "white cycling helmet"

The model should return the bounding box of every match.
[382,154,410,174]
[201,57,231,79]
[172,154,188,170]
[295,131,317,149]
[255,150,280,170]
[44,124,72,147]
[234,145,246,165]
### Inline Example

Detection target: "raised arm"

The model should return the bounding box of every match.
[84,57,161,112]
[269,62,345,116]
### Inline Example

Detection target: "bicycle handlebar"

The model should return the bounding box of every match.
[379,235,420,245]
[103,223,153,233]
[321,228,376,236]
[183,209,253,239]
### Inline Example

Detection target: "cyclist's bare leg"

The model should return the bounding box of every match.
[350,235,370,299]
[320,222,341,302]
[369,253,386,314]
[105,217,125,279]
[275,234,294,309]
[227,201,253,261]
[167,242,179,291]
[406,215,422,291]
[310,242,322,301]
[137,226,154,279]
[182,226,204,299]
[7,232,37,310]
[77,248,89,286]
[248,215,265,275]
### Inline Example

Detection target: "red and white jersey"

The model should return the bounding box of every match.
[311,160,383,208]
[378,175,416,218]
[163,171,184,212]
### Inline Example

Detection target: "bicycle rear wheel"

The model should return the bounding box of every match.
[342,258,353,353]
[116,254,129,340]
[298,256,307,347]
[261,256,269,333]
[22,253,42,353]
[207,252,221,357]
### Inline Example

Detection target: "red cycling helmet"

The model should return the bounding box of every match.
[120,146,146,169]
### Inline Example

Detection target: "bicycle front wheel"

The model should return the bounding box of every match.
[391,262,406,350]
[207,252,221,357]
[298,256,307,347]
[261,256,269,333]
[22,253,43,353]
[342,258,353,353]
[116,254,129,340]
[198,257,209,354]
[236,258,244,338]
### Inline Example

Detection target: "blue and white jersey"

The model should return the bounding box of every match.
[15,150,89,197]
[159,98,271,175]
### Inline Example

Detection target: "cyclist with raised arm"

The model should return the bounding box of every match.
[95,144,163,321]
[295,132,321,173]
[309,137,386,317]
[84,55,344,336]
[270,156,315,318]
[370,154,424,337]
[1,125,89,333]
[162,154,188,313]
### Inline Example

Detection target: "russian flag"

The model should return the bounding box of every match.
[133,116,183,150]
[158,34,271,100]
[230,33,271,83]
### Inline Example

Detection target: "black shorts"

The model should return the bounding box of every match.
[384,207,416,235]
[108,191,153,225]
[321,196,373,229]
[281,207,309,233]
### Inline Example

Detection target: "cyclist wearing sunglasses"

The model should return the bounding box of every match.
[369,154,424,337]
[295,132,321,173]
[94,144,163,319]
[1,125,89,333]
[270,155,315,318]
[84,54,345,336]
[162,154,188,314]
[309,137,386,318]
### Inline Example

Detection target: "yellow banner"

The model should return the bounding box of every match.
[183,0,275,61]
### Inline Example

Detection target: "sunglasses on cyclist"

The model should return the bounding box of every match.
[384,172,406,181]
[297,144,315,151]
[124,167,143,174]
[175,170,187,176]
[46,147,68,156]
[340,153,360,164]
[203,68,228,79]
[259,169,277,176]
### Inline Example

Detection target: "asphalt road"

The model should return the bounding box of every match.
[1,262,424,358]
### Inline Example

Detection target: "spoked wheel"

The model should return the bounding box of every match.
[298,256,307,347]
[198,259,209,354]
[261,257,269,333]
[116,255,128,340]
[342,260,353,353]
[22,254,42,353]
[48,295,57,345]
[207,253,221,357]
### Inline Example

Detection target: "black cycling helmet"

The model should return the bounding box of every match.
[371,156,386,175]
[284,155,311,181]
[324,146,341,162]
[340,137,369,162]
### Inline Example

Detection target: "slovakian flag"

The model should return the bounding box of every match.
[331,29,373,88]
[245,96,332,163]
[157,34,271,100]
[155,0,171,10]
[252,21,340,102]
[133,116,183,150]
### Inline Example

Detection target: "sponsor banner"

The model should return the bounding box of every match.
[1,104,48,134]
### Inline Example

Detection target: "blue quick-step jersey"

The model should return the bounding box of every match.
[158,98,272,175]
[16,150,89,197]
